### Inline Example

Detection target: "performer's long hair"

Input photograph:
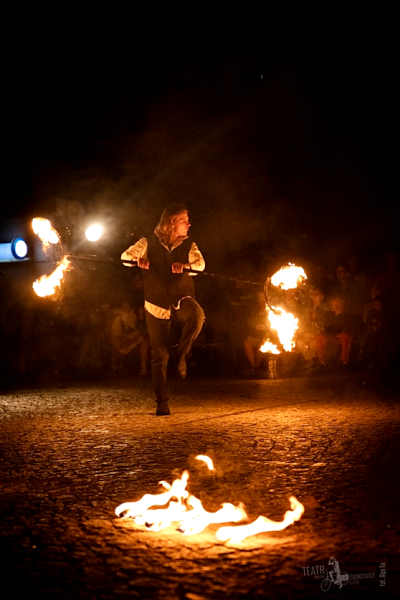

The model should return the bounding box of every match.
[154,203,188,246]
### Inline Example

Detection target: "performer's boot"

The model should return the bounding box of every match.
[156,401,170,416]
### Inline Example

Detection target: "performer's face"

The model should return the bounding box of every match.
[173,211,191,237]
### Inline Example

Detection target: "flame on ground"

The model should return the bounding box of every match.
[32,217,61,248]
[115,458,304,544]
[215,496,305,544]
[115,471,190,526]
[115,470,246,535]
[270,263,306,290]
[32,257,70,297]
[179,496,248,536]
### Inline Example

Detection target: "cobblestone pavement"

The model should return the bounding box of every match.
[1,373,399,599]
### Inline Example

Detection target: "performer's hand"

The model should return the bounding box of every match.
[171,262,187,273]
[138,258,150,269]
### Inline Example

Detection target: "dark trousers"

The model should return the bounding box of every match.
[145,298,205,404]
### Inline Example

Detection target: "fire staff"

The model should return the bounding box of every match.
[121,204,205,416]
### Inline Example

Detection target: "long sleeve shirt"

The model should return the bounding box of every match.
[121,236,205,319]
[121,237,205,271]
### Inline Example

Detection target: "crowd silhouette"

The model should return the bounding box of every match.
[1,249,400,386]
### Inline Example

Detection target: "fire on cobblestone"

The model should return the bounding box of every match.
[115,455,304,544]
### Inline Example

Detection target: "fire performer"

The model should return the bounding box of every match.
[121,204,205,415]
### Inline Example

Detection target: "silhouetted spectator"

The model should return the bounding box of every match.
[333,264,361,316]
[359,296,395,371]
[316,296,360,367]
[374,251,400,361]
[347,254,368,310]
[374,251,400,315]
[296,286,330,371]
[347,255,366,286]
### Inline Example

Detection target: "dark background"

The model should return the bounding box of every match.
[2,15,397,278]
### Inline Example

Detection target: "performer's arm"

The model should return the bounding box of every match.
[121,238,149,268]
[188,242,205,272]
[171,242,205,274]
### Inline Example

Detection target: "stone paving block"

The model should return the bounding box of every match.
[1,373,399,598]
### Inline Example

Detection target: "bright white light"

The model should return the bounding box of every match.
[85,225,103,242]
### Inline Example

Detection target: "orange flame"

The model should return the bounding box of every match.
[268,307,299,352]
[115,469,248,536]
[115,471,190,521]
[32,257,70,297]
[115,456,304,544]
[260,340,280,354]
[32,217,60,248]
[215,496,304,544]
[270,263,306,290]
[260,264,306,353]
[179,496,248,536]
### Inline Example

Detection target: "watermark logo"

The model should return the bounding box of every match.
[320,557,349,592]
[302,556,381,592]
[379,562,386,587]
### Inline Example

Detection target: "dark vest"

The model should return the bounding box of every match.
[142,236,195,310]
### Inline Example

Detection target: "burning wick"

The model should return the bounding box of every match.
[260,341,280,354]
[32,256,70,298]
[267,306,299,353]
[270,263,306,290]
[115,456,304,544]
[32,217,61,248]
[195,455,215,471]
[261,263,306,355]
[32,217,71,298]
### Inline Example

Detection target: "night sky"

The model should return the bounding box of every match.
[3,23,397,277]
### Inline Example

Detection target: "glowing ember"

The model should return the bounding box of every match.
[215,496,304,544]
[32,257,70,297]
[32,217,60,248]
[270,263,306,290]
[195,455,215,470]
[268,306,299,352]
[115,456,304,544]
